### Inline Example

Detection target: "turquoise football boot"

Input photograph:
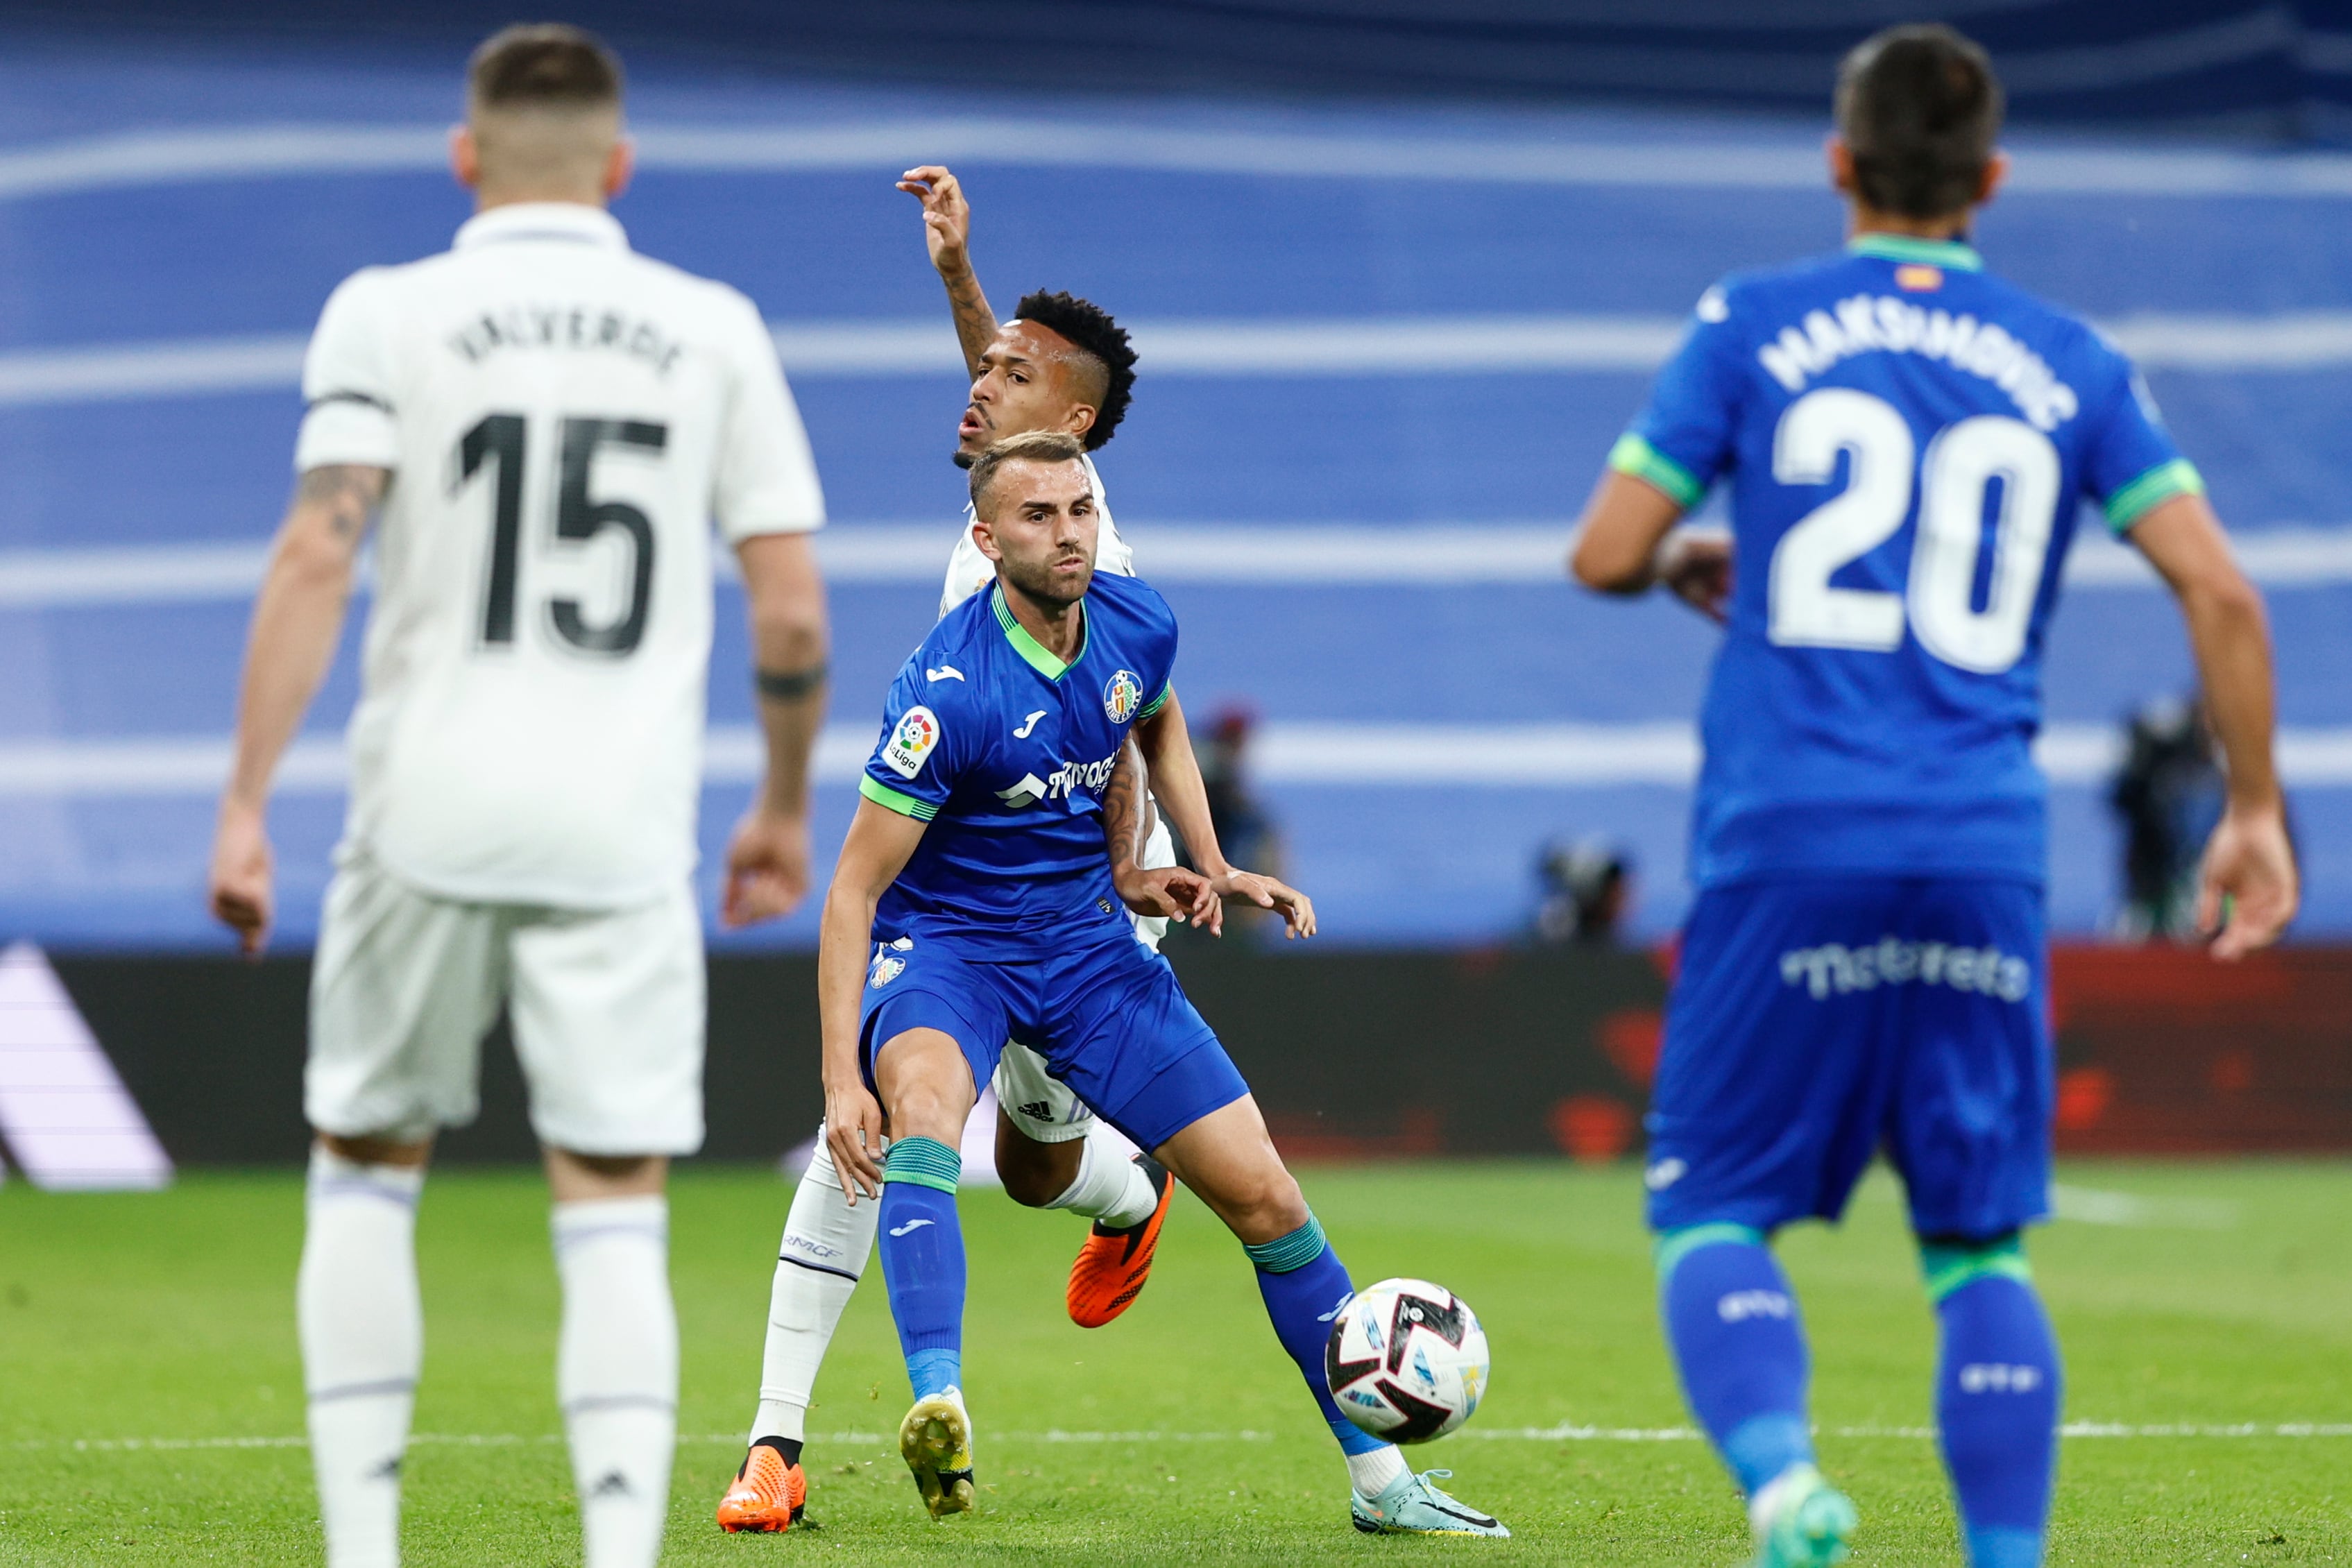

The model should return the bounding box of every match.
[1747,1463,1857,1567]
[1351,1468,1511,1537]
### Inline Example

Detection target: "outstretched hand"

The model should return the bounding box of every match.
[1116,863,1220,932]
[824,1077,887,1204]
[1211,868,1318,939]
[2197,801,2299,960]
[895,165,972,278]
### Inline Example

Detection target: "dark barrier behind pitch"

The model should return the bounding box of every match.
[46,946,2352,1168]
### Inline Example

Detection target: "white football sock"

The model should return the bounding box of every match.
[753,1132,878,1445]
[1043,1128,1159,1229]
[552,1195,676,1568]
[1347,1443,1411,1497]
[298,1145,424,1568]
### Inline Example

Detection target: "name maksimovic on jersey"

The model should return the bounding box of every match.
[1744,290,2081,432]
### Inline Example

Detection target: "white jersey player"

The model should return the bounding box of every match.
[716,167,1295,1534]
[207,28,830,1568]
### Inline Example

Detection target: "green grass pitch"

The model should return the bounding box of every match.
[2,1159,2347,1565]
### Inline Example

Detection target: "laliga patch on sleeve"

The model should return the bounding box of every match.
[884,706,941,779]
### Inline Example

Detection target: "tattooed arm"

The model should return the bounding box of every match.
[209,464,388,953]
[896,165,1000,381]
[1102,735,1215,930]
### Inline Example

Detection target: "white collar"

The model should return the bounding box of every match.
[454,203,628,252]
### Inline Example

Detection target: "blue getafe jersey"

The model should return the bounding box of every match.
[1612,233,2202,888]
[859,570,1177,955]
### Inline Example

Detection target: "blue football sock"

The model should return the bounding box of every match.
[1924,1237,2061,1568]
[876,1135,965,1401]
[1658,1223,1814,1497]
[1246,1215,1386,1456]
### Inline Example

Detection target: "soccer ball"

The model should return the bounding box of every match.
[1323,1277,1490,1443]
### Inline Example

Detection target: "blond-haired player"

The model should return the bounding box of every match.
[207,25,829,1568]
[716,167,1277,1533]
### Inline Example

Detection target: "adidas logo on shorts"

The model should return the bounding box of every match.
[1017,1100,1054,1121]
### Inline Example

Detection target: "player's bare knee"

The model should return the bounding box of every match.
[996,1122,1080,1207]
[544,1148,666,1201]
[1197,1163,1306,1244]
[873,1030,975,1147]
[318,1132,432,1169]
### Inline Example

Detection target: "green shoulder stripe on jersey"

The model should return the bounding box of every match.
[1920,1237,2032,1303]
[881,1134,962,1193]
[993,585,1083,681]
[1847,232,1985,272]
[1137,681,1172,722]
[1607,433,1706,509]
[1654,1222,1764,1283]
[2104,458,2206,534]
[859,776,937,821]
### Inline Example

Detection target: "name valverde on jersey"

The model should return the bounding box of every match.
[293,203,825,908]
[860,572,1177,957]
[1610,232,2201,888]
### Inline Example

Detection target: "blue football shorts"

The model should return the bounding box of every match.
[1644,875,2052,1241]
[856,926,1246,1154]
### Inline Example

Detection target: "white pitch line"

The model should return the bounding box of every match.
[12,312,2352,408]
[6,722,2352,797]
[3,522,2351,609]
[25,1422,2351,1455]
[13,120,2352,202]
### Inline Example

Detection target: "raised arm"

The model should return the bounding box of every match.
[896,165,998,380]
[819,799,932,1201]
[722,532,831,928]
[1133,688,1315,939]
[2129,493,2298,957]
[208,464,385,954]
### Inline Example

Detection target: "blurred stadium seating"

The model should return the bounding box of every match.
[3,19,2352,948]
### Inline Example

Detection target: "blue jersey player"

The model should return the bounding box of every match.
[816,430,1509,1537]
[1572,26,2297,1568]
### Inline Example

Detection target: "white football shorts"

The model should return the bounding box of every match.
[305,851,705,1154]
[990,812,1177,1143]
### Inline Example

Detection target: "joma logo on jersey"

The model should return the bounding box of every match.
[1046,752,1120,800]
[1102,669,1145,724]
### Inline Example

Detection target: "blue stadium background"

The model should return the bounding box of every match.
[6,12,2352,950]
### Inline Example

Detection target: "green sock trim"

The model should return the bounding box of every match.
[1654,1222,1764,1284]
[1245,1214,1327,1275]
[881,1134,962,1194]
[1920,1237,2031,1303]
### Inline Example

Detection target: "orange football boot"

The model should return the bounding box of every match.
[716,1442,807,1533]
[1066,1153,1175,1327]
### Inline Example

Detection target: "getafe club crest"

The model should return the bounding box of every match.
[1103,669,1144,724]
[883,705,940,779]
[869,936,913,990]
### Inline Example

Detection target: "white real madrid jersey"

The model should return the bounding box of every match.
[293,202,826,910]
[938,452,1133,615]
